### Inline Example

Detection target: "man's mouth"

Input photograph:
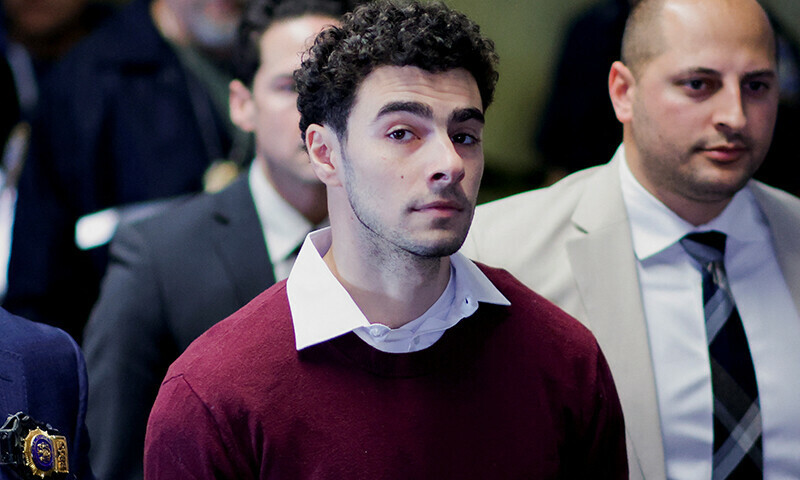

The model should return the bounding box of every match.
[698,143,749,162]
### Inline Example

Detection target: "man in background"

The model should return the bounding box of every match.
[1,0,114,300]
[1,0,113,123]
[82,1,352,479]
[3,0,245,341]
[536,0,800,198]
[464,0,800,478]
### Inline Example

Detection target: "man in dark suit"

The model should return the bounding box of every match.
[0,307,93,480]
[2,0,245,341]
[81,1,352,479]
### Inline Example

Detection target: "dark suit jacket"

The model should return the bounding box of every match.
[0,308,94,480]
[3,0,233,340]
[82,176,274,480]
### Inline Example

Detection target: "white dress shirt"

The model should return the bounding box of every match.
[249,163,320,281]
[619,151,800,479]
[0,170,16,299]
[287,228,510,353]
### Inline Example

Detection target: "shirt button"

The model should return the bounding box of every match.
[369,326,382,337]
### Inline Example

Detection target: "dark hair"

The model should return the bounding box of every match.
[295,0,499,141]
[234,0,357,85]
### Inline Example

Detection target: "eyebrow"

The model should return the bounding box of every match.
[376,101,485,124]
[377,101,432,120]
[742,69,777,81]
[450,107,485,125]
[679,67,777,80]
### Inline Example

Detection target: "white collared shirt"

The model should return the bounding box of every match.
[248,163,320,281]
[619,148,800,479]
[287,228,510,353]
[0,170,16,299]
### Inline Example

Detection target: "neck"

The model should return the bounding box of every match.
[623,139,733,226]
[655,191,731,226]
[323,225,451,329]
[275,179,328,226]
[259,160,328,225]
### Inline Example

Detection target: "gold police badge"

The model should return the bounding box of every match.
[0,413,69,479]
[22,427,69,478]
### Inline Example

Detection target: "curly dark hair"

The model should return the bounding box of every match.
[234,0,359,85]
[295,0,499,141]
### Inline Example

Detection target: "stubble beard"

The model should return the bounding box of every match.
[341,153,472,264]
[662,143,760,205]
[631,108,761,207]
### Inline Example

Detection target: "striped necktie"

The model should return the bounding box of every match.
[680,231,762,479]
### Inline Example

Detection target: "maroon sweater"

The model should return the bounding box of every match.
[144,264,627,479]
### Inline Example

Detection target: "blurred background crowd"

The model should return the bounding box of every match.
[3,0,800,337]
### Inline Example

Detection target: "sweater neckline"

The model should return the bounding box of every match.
[301,304,505,378]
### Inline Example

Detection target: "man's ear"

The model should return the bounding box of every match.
[306,124,343,187]
[609,61,635,124]
[229,79,256,133]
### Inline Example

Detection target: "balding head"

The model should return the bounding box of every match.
[608,0,779,225]
[621,0,776,77]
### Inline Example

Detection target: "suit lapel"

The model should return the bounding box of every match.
[209,177,276,305]
[750,182,800,313]
[564,158,666,480]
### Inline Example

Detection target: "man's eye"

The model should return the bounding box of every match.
[679,78,721,96]
[388,130,411,141]
[747,81,768,92]
[452,133,479,145]
[687,79,706,90]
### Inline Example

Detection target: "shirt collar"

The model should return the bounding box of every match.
[248,161,316,266]
[287,227,510,351]
[618,145,769,262]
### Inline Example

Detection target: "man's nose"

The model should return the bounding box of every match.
[713,83,747,132]
[428,133,466,186]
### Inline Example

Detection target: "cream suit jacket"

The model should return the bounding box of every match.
[461,153,800,480]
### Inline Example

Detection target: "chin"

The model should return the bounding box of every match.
[687,177,750,203]
[410,234,467,258]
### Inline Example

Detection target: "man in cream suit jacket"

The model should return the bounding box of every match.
[463,0,800,478]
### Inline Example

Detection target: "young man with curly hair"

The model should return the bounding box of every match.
[144,2,628,478]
